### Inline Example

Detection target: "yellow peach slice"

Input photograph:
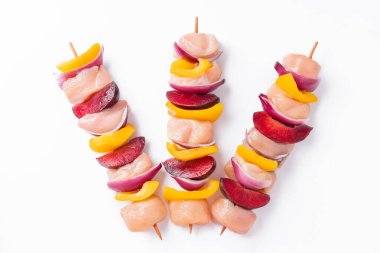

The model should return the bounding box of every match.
[170,58,212,78]
[166,142,218,161]
[166,101,223,122]
[115,181,159,202]
[275,74,318,103]
[57,43,102,72]
[163,179,219,201]
[236,145,278,171]
[89,124,135,153]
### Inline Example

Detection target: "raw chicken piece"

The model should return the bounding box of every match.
[167,117,214,145]
[77,100,128,135]
[211,197,256,234]
[62,65,113,104]
[282,54,321,79]
[246,127,294,160]
[120,195,167,232]
[267,84,310,120]
[169,62,221,86]
[224,154,276,190]
[177,33,221,59]
[169,199,210,226]
[107,153,153,182]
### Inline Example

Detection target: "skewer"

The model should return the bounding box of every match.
[308,41,318,59]
[153,223,163,240]
[69,42,78,58]
[220,226,227,236]
[195,17,198,33]
[189,224,193,234]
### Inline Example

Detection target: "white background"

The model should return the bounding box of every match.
[0,0,379,252]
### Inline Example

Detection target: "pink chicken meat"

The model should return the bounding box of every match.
[62,65,113,104]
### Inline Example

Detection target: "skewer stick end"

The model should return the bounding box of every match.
[68,42,78,58]
[195,17,198,33]
[308,41,318,59]
[220,226,227,236]
[153,224,162,240]
[189,224,193,234]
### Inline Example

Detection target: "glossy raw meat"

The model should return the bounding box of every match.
[169,62,221,86]
[282,54,321,79]
[177,33,221,59]
[62,65,112,104]
[120,195,167,232]
[169,199,210,226]
[167,117,213,145]
[211,197,256,234]
[267,84,310,120]
[246,127,294,160]
[107,152,152,182]
[77,100,128,135]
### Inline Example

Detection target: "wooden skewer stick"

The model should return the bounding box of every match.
[308,41,318,59]
[189,224,193,234]
[220,226,227,236]
[194,16,198,33]
[153,223,162,240]
[69,42,78,58]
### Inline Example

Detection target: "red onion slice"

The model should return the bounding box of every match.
[174,42,198,63]
[274,61,319,92]
[169,79,225,94]
[172,140,216,149]
[173,176,209,191]
[57,46,104,89]
[231,158,267,190]
[107,164,162,192]
[258,94,306,126]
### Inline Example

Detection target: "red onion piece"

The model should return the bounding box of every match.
[169,79,225,94]
[173,176,209,191]
[107,164,162,192]
[172,140,216,149]
[231,157,271,190]
[174,42,198,63]
[57,46,104,88]
[274,61,319,92]
[258,94,306,126]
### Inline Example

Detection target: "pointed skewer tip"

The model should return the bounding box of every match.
[153,224,162,240]
[220,226,227,236]
[189,224,193,234]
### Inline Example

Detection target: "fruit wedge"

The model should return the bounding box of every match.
[57,43,102,72]
[253,111,313,144]
[89,124,135,153]
[72,82,119,118]
[275,74,318,103]
[166,90,220,110]
[220,177,270,209]
[163,179,219,201]
[236,145,278,171]
[170,58,212,78]
[163,156,216,179]
[166,101,223,122]
[115,181,159,202]
[166,142,218,161]
[97,137,145,168]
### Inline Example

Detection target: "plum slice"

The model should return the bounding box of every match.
[162,156,216,180]
[166,90,220,110]
[96,137,145,168]
[220,177,270,210]
[253,111,313,144]
[72,82,119,118]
